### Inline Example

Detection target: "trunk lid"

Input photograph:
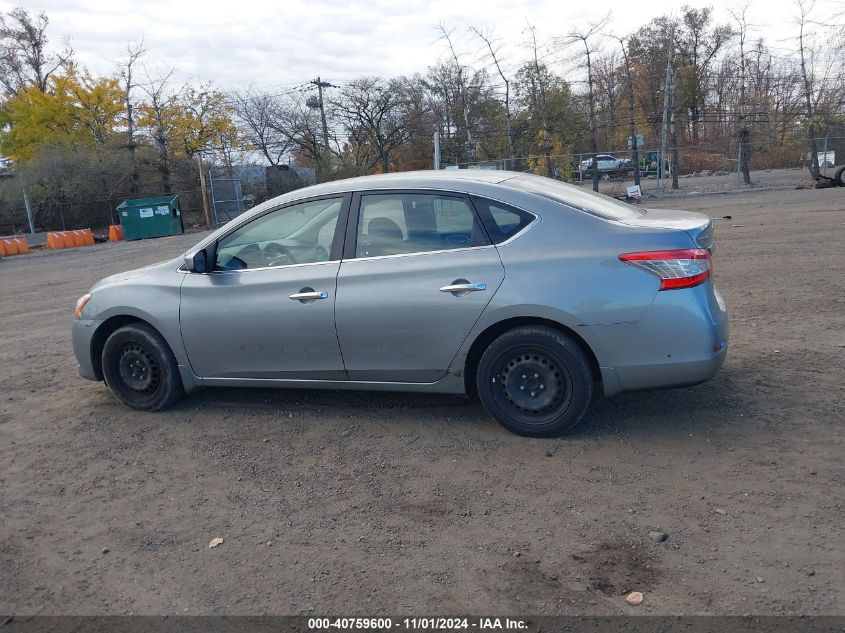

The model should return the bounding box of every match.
[619,208,714,250]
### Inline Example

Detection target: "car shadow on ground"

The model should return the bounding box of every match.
[167,364,751,440]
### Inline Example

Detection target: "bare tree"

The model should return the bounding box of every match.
[561,15,610,190]
[610,33,642,185]
[0,7,73,95]
[139,68,182,193]
[117,40,146,193]
[525,22,554,178]
[333,77,412,173]
[234,88,293,165]
[470,26,515,169]
[275,95,335,169]
[594,52,621,147]
[729,2,753,184]
[436,22,475,162]
[793,0,844,176]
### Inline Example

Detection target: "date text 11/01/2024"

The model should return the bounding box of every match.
[308,618,528,630]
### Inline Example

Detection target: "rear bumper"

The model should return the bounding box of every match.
[589,282,729,395]
[606,345,727,393]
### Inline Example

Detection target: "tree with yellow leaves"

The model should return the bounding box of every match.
[136,78,237,191]
[0,66,123,159]
[527,131,574,181]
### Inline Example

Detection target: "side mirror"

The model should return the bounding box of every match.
[184,249,208,273]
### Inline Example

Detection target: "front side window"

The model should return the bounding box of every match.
[355,193,486,258]
[215,197,343,270]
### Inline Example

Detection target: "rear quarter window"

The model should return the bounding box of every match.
[471,196,535,244]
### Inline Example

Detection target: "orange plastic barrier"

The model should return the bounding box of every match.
[46,229,95,250]
[47,232,65,249]
[13,237,30,253]
[0,236,30,256]
[108,225,123,241]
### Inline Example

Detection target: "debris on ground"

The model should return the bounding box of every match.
[209,537,224,549]
[626,591,644,606]
[649,531,669,543]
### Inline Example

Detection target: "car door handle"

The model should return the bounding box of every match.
[289,290,328,301]
[439,282,486,293]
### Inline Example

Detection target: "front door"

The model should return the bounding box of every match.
[180,195,349,380]
[335,191,505,383]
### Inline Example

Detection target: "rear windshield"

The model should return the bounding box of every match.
[508,174,643,221]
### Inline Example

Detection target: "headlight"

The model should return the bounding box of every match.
[74,293,91,319]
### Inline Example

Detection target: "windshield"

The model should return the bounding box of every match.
[508,174,643,221]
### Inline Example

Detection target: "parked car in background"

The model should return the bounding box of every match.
[72,170,728,437]
[579,154,633,176]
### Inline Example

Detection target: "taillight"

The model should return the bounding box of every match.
[619,249,711,290]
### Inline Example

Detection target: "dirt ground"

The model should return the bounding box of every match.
[1,186,843,616]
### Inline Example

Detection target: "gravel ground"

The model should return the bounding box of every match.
[1,187,843,616]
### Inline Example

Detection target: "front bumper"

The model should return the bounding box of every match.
[72,318,101,381]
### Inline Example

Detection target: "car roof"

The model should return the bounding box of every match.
[230,170,522,222]
[294,169,514,195]
[191,170,523,250]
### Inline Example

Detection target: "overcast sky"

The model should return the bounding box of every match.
[7,0,840,93]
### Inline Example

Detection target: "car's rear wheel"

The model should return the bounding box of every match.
[476,326,592,437]
[101,322,184,411]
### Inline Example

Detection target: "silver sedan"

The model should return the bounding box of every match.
[72,171,728,437]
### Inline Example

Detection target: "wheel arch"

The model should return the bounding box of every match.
[90,315,153,381]
[463,316,602,396]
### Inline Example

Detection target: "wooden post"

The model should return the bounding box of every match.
[196,154,212,229]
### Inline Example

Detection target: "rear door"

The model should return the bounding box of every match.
[334,191,505,383]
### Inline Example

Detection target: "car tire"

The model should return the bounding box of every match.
[101,322,184,411]
[835,166,845,187]
[476,326,593,437]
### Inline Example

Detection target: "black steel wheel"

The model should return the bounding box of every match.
[476,326,593,437]
[101,322,184,411]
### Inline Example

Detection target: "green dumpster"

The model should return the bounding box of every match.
[116,195,184,241]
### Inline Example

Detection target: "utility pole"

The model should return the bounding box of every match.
[659,25,675,195]
[433,131,441,170]
[669,63,678,189]
[309,76,337,181]
[310,77,333,154]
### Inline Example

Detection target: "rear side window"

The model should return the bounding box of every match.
[471,196,535,244]
[355,193,487,258]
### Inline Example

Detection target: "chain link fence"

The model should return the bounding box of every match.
[448,136,845,196]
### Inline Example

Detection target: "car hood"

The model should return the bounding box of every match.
[92,256,182,289]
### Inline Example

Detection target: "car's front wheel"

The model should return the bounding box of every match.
[476,326,593,437]
[101,322,184,411]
